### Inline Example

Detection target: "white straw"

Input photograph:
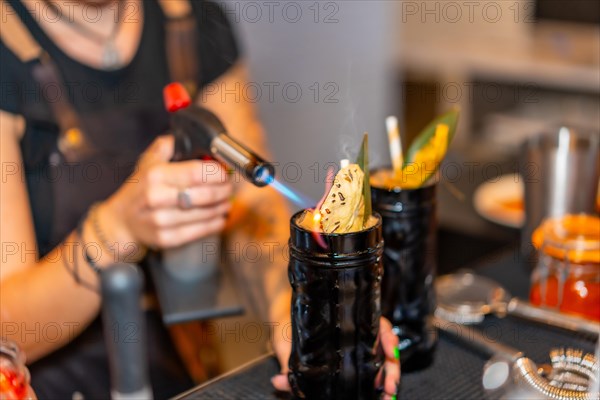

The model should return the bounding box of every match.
[386,116,403,176]
[551,127,571,217]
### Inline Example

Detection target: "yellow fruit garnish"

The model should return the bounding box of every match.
[399,123,448,188]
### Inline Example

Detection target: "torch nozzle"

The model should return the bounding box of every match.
[169,105,275,187]
[210,134,275,187]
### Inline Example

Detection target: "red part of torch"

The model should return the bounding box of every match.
[163,82,214,161]
[164,82,192,113]
[163,82,275,185]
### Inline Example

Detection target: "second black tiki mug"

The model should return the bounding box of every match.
[371,179,438,371]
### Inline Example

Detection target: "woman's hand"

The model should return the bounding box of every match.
[100,135,232,254]
[375,317,402,399]
[271,317,401,399]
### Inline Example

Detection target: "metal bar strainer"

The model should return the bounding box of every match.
[435,271,600,337]
[433,316,599,400]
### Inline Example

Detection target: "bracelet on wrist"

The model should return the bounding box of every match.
[90,202,148,262]
[60,236,98,292]
[89,203,115,257]
[77,212,102,275]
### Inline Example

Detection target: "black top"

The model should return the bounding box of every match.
[1,0,239,398]
[1,0,239,256]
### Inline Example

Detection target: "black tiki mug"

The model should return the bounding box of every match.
[288,211,384,400]
[371,179,437,371]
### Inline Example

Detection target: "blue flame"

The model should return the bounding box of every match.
[270,179,314,209]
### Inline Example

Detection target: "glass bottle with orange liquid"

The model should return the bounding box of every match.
[530,214,600,321]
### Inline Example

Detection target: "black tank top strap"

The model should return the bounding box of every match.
[159,0,201,96]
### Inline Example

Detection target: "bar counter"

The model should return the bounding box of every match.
[173,249,599,399]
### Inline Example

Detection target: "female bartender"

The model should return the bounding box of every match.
[0,0,400,398]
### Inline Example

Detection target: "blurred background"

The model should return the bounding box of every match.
[228,0,598,268]
[212,0,599,369]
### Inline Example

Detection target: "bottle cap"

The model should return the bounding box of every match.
[164,82,191,113]
[532,214,600,264]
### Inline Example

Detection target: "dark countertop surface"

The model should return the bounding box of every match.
[173,249,597,400]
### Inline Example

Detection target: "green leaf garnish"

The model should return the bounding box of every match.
[356,133,372,227]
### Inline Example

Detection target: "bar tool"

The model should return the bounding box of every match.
[432,317,599,399]
[150,83,277,324]
[101,263,152,400]
[435,271,600,337]
[165,82,275,186]
[520,127,600,258]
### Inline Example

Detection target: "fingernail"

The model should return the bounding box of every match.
[394,347,400,360]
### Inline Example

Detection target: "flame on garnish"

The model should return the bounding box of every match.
[313,212,322,223]
[316,166,335,210]
[310,209,328,249]
[310,167,335,249]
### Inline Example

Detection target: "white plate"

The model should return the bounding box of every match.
[473,174,524,228]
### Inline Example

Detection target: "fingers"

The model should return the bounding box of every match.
[270,325,292,392]
[380,317,399,361]
[145,201,231,228]
[152,216,227,248]
[148,160,229,188]
[271,374,291,392]
[272,333,291,375]
[140,135,175,166]
[380,317,400,399]
[144,182,233,209]
[117,136,234,249]
[382,357,400,399]
[272,318,400,397]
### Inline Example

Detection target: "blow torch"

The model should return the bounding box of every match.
[164,83,275,186]
[150,83,273,325]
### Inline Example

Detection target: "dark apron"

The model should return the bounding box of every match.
[19,3,205,398]
[28,8,199,254]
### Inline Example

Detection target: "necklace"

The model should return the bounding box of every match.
[41,0,124,70]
